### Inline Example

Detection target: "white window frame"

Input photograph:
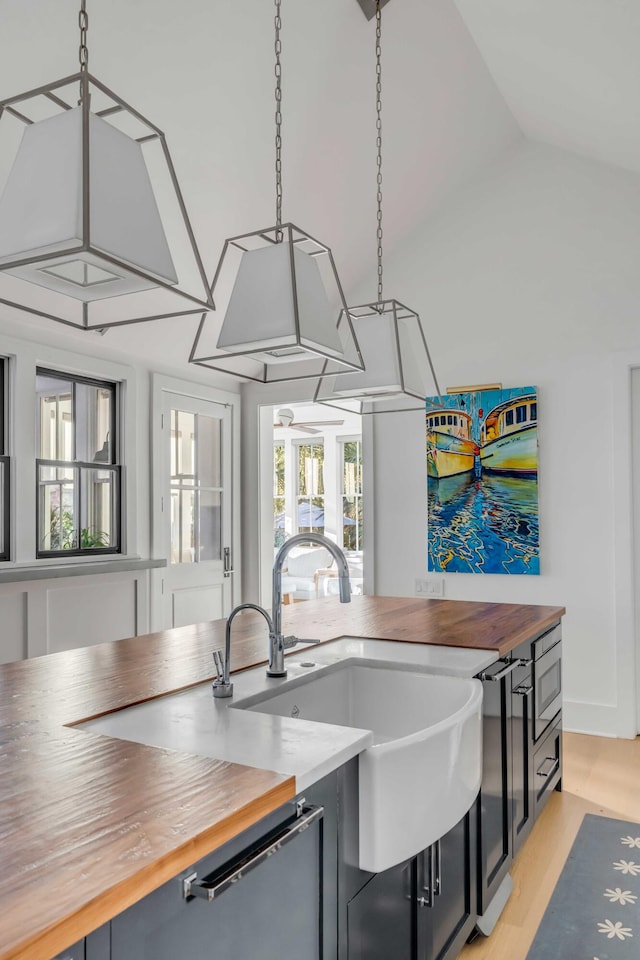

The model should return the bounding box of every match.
[339,436,363,553]
[293,438,326,536]
[0,331,137,567]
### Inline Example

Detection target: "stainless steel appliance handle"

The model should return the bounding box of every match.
[418,840,440,907]
[418,845,434,907]
[182,804,323,902]
[478,658,531,682]
[513,683,533,696]
[537,756,560,779]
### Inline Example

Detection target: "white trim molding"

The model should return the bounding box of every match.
[611,350,640,737]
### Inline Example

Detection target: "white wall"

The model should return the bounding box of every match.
[367,141,640,737]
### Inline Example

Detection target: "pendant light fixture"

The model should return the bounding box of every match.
[315,0,441,415]
[189,0,364,384]
[0,1,213,330]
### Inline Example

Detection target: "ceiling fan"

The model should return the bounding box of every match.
[274,408,344,435]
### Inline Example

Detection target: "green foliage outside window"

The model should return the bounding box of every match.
[45,508,110,551]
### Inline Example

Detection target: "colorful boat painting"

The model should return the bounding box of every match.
[426,409,479,479]
[479,394,537,477]
[425,386,539,576]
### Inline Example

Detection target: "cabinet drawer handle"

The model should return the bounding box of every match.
[434,838,441,898]
[478,658,530,682]
[419,846,434,907]
[182,804,323,902]
[418,839,441,907]
[537,756,559,779]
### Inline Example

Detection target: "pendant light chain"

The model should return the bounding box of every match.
[375,0,384,304]
[79,0,89,72]
[78,0,89,104]
[275,0,283,241]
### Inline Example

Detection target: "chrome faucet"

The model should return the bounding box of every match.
[212,602,275,699]
[269,533,351,678]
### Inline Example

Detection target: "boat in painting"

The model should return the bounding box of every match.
[426,409,478,479]
[479,394,537,476]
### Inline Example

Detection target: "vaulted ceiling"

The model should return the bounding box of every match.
[454,0,640,176]
[0,0,634,374]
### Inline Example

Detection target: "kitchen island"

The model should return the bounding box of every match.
[0,595,565,960]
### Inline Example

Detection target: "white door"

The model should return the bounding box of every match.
[160,392,234,628]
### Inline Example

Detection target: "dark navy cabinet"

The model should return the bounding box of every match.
[347,858,415,960]
[52,924,110,960]
[110,792,327,960]
[511,652,535,857]
[476,652,513,915]
[346,808,477,960]
[420,810,476,960]
[476,625,562,922]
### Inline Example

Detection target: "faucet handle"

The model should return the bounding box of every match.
[212,650,224,681]
[283,635,322,650]
[212,650,234,699]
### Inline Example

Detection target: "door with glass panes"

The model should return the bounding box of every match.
[161,393,233,628]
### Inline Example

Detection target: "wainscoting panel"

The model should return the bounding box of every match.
[0,590,28,664]
[46,579,138,655]
[172,584,224,629]
[0,570,151,662]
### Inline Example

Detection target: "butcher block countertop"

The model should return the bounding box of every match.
[0,595,564,960]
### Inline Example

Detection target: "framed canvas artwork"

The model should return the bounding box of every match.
[426,385,539,575]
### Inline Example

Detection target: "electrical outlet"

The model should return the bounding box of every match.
[415,578,444,598]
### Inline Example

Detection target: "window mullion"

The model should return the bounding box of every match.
[71,380,77,462]
[75,464,80,551]
[194,414,200,564]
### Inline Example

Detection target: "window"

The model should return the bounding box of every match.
[341,440,363,551]
[169,409,222,564]
[516,404,527,424]
[530,402,537,421]
[273,442,285,548]
[296,442,325,535]
[0,360,9,561]
[505,409,514,427]
[36,369,120,556]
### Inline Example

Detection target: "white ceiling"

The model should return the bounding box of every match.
[454,0,640,176]
[1,0,637,376]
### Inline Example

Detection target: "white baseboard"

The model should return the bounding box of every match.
[563,699,636,739]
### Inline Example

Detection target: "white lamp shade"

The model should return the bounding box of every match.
[333,309,402,396]
[0,107,177,301]
[216,241,344,359]
[314,299,440,413]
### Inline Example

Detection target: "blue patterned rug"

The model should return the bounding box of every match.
[526,814,640,959]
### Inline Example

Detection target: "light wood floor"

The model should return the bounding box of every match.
[458,732,640,960]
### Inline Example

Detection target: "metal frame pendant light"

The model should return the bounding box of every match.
[315,0,441,415]
[0,1,213,331]
[189,0,364,384]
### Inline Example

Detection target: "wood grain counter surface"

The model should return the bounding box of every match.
[0,595,564,960]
